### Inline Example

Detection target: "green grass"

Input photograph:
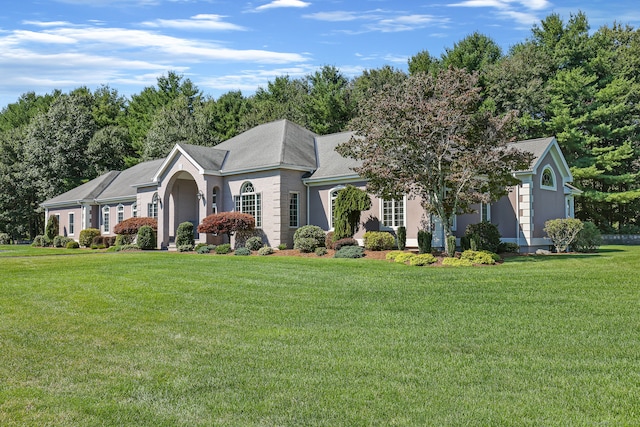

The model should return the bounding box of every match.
[1,245,639,425]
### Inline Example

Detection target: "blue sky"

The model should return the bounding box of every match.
[1,0,639,109]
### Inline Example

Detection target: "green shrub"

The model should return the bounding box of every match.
[115,234,134,247]
[325,231,336,249]
[91,244,106,250]
[394,252,416,264]
[245,236,264,251]
[258,246,274,256]
[315,247,328,256]
[469,234,479,251]
[79,228,100,248]
[215,243,232,254]
[446,235,457,257]
[293,225,325,251]
[497,242,520,253]
[385,250,405,261]
[334,246,365,258]
[460,250,498,265]
[66,240,79,249]
[465,222,501,253]
[234,247,251,256]
[45,215,59,242]
[53,235,64,247]
[196,244,216,254]
[31,235,46,247]
[334,238,358,251]
[442,257,473,267]
[363,231,395,251]
[277,243,287,250]
[0,233,10,244]
[177,244,194,252]
[176,222,195,248]
[92,236,113,248]
[116,244,140,252]
[294,237,318,253]
[137,225,156,250]
[460,235,471,251]
[417,230,432,254]
[409,253,437,266]
[396,226,406,250]
[544,218,584,253]
[573,221,602,253]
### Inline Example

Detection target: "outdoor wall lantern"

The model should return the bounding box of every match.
[196,190,205,201]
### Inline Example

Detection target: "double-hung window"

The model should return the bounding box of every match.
[381,198,405,228]
[289,192,299,228]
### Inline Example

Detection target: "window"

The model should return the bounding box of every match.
[381,198,405,228]
[289,192,299,228]
[541,166,556,190]
[480,203,491,222]
[132,202,137,218]
[212,187,218,214]
[102,206,110,233]
[148,193,158,219]
[117,204,124,224]
[328,187,344,229]
[68,213,75,235]
[234,182,261,227]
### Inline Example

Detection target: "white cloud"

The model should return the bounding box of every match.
[447,0,551,26]
[140,14,247,31]
[304,9,449,33]
[303,11,360,22]
[255,0,311,12]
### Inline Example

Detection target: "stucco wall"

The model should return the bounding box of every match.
[531,152,567,238]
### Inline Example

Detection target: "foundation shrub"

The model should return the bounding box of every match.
[113,217,158,235]
[315,247,328,256]
[277,243,287,250]
[460,250,498,265]
[573,221,602,253]
[417,230,432,254]
[363,231,394,251]
[446,235,457,257]
[176,222,195,248]
[442,257,473,267]
[32,235,46,247]
[215,243,232,254]
[234,247,251,256]
[54,236,74,248]
[465,221,501,253]
[116,244,140,252]
[497,242,520,253]
[92,236,112,248]
[79,228,100,248]
[460,235,471,251]
[177,244,194,252]
[293,225,326,251]
[66,241,79,249]
[294,237,317,253]
[334,238,358,251]
[45,215,59,242]
[196,245,216,254]
[325,231,336,249]
[385,250,405,261]
[409,253,437,266]
[334,246,365,258]
[194,242,210,251]
[394,252,416,264]
[114,234,134,247]
[396,226,406,250]
[0,233,10,244]
[245,236,264,251]
[258,246,274,256]
[137,225,156,250]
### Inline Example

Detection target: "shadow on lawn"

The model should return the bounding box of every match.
[502,252,604,264]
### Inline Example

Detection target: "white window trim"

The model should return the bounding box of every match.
[68,212,75,236]
[480,202,491,222]
[102,206,110,234]
[289,191,300,228]
[540,165,557,191]
[117,204,124,224]
[211,187,218,214]
[132,202,138,218]
[379,196,407,229]
[235,182,262,228]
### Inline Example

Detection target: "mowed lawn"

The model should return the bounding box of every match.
[0,246,638,426]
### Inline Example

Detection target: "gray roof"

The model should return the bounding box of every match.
[97,158,164,201]
[308,131,361,181]
[179,143,228,171]
[508,137,555,172]
[215,119,317,172]
[41,159,164,207]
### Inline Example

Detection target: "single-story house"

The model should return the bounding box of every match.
[42,119,581,252]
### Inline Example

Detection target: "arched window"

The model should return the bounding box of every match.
[117,204,124,224]
[540,165,556,190]
[148,193,158,218]
[234,182,261,227]
[102,206,110,233]
[328,186,345,229]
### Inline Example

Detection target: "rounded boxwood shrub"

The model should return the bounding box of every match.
[277,243,287,250]
[215,243,232,254]
[465,221,501,253]
[394,252,415,264]
[294,237,318,253]
[409,253,437,266]
[258,246,274,256]
[315,247,328,256]
[66,240,80,249]
[293,225,325,251]
[137,225,156,250]
[79,228,100,248]
[363,231,395,251]
[334,246,365,258]
[385,250,405,261]
[245,236,264,251]
[176,221,195,248]
[460,250,498,265]
[442,257,473,267]
[573,221,602,253]
[114,234,134,247]
[196,244,216,254]
[234,247,251,256]
[31,235,45,247]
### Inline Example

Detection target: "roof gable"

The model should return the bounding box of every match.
[152,143,228,182]
[42,171,120,207]
[510,137,572,182]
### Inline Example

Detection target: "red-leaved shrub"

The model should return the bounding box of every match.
[197,212,255,241]
[113,217,158,235]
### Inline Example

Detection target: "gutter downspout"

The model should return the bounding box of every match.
[515,184,520,249]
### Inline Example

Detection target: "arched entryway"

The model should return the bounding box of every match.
[166,171,202,245]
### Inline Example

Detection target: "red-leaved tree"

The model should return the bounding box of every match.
[197,212,255,242]
[113,217,158,235]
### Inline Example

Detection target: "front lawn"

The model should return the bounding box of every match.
[0,245,638,425]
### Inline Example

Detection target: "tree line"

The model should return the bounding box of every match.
[1,11,638,240]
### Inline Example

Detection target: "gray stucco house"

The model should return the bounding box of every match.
[42,119,580,252]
